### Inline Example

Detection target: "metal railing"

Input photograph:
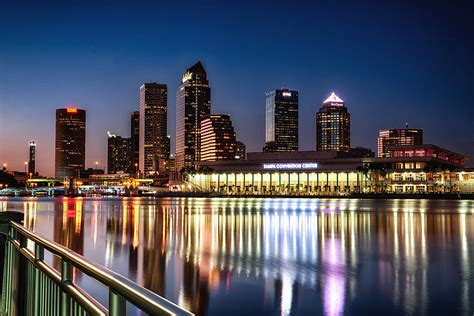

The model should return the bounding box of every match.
[1,220,193,316]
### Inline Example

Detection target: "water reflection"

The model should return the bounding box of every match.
[6,197,474,315]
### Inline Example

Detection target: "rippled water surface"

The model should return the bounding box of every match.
[1,197,474,315]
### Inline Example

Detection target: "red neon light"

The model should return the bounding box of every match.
[67,108,78,113]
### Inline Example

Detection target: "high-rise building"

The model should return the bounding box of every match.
[316,92,350,152]
[155,136,172,174]
[176,61,211,171]
[130,111,139,171]
[264,88,298,152]
[164,135,171,164]
[107,132,132,174]
[377,126,423,157]
[200,115,237,161]
[55,108,86,178]
[139,83,168,174]
[236,141,246,160]
[28,141,36,175]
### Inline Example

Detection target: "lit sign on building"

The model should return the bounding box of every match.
[263,163,318,170]
[282,91,292,97]
[66,108,78,113]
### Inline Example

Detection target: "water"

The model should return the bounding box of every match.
[1,197,474,315]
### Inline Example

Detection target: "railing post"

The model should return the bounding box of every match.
[34,244,44,316]
[61,259,73,315]
[109,288,126,316]
[16,233,28,316]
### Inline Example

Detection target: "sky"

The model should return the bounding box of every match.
[1,0,473,176]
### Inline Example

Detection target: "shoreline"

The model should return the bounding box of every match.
[2,192,473,200]
[152,192,474,200]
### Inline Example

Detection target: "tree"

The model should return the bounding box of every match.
[356,163,389,193]
[0,170,19,188]
[179,166,197,181]
[200,166,214,175]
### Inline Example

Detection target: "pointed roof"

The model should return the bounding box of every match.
[182,61,207,83]
[187,61,206,75]
[323,92,344,104]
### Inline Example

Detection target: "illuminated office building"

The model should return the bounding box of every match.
[130,111,140,171]
[377,127,423,157]
[264,89,298,152]
[176,61,211,171]
[28,141,36,175]
[107,132,131,174]
[55,108,86,178]
[236,141,246,160]
[316,92,350,152]
[200,115,237,161]
[139,83,168,174]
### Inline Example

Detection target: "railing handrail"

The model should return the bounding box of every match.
[9,221,193,316]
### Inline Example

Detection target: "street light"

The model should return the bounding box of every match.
[95,161,99,170]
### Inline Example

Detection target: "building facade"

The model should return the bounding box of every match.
[28,141,36,175]
[188,148,472,195]
[264,89,298,152]
[316,92,350,152]
[130,111,140,172]
[139,83,168,174]
[176,61,211,172]
[107,132,132,174]
[236,141,246,160]
[200,115,237,161]
[55,108,86,178]
[377,127,423,157]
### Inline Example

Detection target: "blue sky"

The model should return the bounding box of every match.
[1,0,473,175]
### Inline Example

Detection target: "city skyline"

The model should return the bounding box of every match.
[1,1,473,176]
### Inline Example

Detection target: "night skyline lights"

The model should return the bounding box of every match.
[1,80,471,177]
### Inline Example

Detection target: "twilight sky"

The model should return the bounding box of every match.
[1,0,473,176]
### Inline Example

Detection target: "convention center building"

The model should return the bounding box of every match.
[189,145,474,195]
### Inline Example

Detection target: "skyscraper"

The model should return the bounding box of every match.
[107,132,132,174]
[130,111,139,171]
[236,141,246,160]
[176,61,211,171]
[377,126,423,157]
[139,83,168,174]
[264,88,298,152]
[28,141,36,175]
[316,92,350,152]
[200,115,237,161]
[55,108,86,178]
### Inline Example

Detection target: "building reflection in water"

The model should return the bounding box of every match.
[15,198,474,315]
[53,198,85,283]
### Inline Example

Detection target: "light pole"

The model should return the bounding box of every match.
[95,161,99,170]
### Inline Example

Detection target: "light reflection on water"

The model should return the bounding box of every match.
[2,197,474,315]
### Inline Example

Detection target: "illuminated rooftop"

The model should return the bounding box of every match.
[323,92,344,104]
